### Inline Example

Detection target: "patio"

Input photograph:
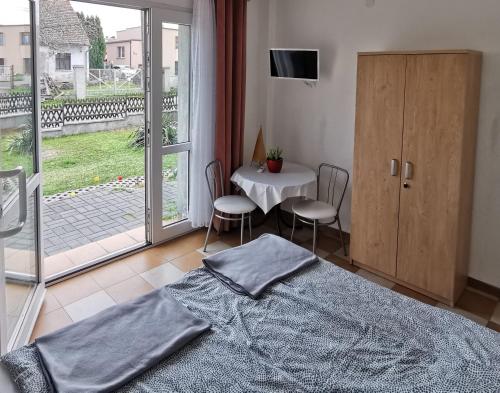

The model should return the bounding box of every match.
[43,178,179,277]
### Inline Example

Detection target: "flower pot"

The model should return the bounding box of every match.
[267,159,283,173]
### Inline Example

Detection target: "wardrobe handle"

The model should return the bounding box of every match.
[404,161,413,180]
[390,159,399,176]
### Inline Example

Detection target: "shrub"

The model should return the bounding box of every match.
[7,118,33,155]
[128,112,178,148]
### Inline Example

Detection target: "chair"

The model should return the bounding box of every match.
[290,163,349,255]
[203,160,257,252]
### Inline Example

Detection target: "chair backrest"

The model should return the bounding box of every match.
[317,163,349,215]
[205,159,225,203]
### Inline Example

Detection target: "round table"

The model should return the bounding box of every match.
[231,161,317,214]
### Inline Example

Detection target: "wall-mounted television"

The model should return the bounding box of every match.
[270,49,319,81]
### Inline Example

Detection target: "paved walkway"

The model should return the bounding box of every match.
[43,182,177,256]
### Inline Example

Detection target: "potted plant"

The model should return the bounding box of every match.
[267,146,284,173]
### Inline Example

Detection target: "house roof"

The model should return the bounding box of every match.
[40,0,90,48]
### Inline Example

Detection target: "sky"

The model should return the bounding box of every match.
[69,1,142,38]
[0,1,177,38]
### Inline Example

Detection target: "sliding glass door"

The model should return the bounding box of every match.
[0,0,44,353]
[149,8,192,243]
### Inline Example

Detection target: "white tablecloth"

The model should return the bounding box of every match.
[231,162,317,214]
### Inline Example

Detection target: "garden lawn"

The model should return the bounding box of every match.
[2,129,176,195]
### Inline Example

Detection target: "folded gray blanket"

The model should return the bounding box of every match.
[35,287,210,393]
[203,234,318,298]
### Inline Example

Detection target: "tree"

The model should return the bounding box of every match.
[77,12,106,69]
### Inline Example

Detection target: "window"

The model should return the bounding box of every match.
[56,53,71,71]
[0,33,4,46]
[23,58,31,74]
[20,32,30,45]
[117,46,125,58]
[174,60,178,76]
[0,58,4,66]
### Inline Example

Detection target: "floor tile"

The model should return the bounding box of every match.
[392,284,438,306]
[123,249,169,274]
[126,226,146,243]
[152,230,216,260]
[325,255,358,273]
[64,291,116,323]
[44,253,74,278]
[487,321,500,333]
[140,263,185,288]
[456,288,497,320]
[171,251,204,273]
[106,276,154,304]
[300,243,329,259]
[220,230,243,246]
[356,269,395,289]
[30,308,73,342]
[437,303,488,326]
[97,233,138,254]
[490,303,500,325]
[316,234,343,254]
[40,290,61,314]
[290,227,314,242]
[197,241,231,256]
[89,261,136,288]
[65,242,108,266]
[49,273,101,306]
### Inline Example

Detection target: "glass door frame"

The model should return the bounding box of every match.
[0,0,45,354]
[148,7,193,244]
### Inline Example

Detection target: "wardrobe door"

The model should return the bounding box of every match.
[397,54,468,300]
[351,55,406,276]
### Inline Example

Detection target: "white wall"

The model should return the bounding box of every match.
[244,0,271,163]
[245,0,500,287]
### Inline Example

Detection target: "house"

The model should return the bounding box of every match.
[39,0,90,82]
[0,25,32,76]
[0,0,89,84]
[106,25,178,87]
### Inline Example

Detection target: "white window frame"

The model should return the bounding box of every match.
[117,46,125,59]
[148,7,193,244]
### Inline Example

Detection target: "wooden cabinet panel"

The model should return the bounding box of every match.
[351,55,406,276]
[396,54,469,300]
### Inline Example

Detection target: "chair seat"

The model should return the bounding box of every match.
[293,199,337,221]
[214,195,257,215]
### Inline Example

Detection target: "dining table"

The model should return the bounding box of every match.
[231,161,317,234]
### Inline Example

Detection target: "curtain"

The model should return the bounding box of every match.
[214,0,247,195]
[188,0,216,227]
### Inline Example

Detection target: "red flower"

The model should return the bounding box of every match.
[117,176,123,181]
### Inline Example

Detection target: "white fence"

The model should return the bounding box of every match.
[87,68,144,96]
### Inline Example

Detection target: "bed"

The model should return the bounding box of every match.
[2,258,500,392]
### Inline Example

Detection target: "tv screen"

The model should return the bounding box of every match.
[270,49,319,81]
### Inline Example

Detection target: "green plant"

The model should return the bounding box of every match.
[6,118,33,155]
[77,13,106,69]
[267,146,283,161]
[128,112,178,148]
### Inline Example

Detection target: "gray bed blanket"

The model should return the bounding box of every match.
[35,287,210,393]
[203,233,318,298]
[2,260,500,392]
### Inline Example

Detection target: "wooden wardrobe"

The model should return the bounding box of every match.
[350,50,482,306]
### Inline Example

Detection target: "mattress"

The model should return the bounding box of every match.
[3,260,500,392]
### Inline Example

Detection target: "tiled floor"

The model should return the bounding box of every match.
[31,225,500,341]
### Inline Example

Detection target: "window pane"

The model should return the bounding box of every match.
[4,193,37,339]
[162,23,190,145]
[162,152,188,226]
[0,12,34,202]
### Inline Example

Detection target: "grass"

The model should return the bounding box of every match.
[1,129,176,196]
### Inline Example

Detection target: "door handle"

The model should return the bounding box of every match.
[390,159,399,176]
[0,166,27,238]
[404,161,413,180]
